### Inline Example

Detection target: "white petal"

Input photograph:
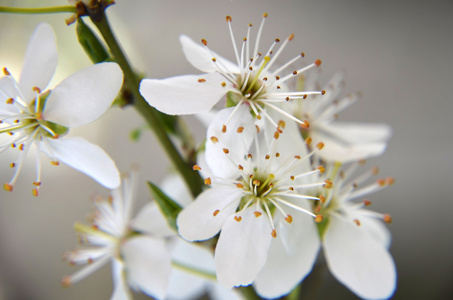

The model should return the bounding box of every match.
[131,203,175,237]
[160,174,193,207]
[0,76,21,115]
[312,132,388,163]
[167,240,215,300]
[111,260,133,300]
[19,23,58,102]
[41,137,120,188]
[343,206,392,248]
[140,72,231,115]
[319,122,392,144]
[177,186,242,241]
[122,236,172,300]
[180,35,239,73]
[254,207,321,298]
[323,214,396,299]
[205,105,255,178]
[43,62,123,127]
[215,207,272,288]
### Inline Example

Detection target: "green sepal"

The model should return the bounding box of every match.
[76,17,110,63]
[316,215,330,239]
[147,181,182,231]
[226,91,240,107]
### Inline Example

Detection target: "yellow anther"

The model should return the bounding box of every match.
[210,136,219,143]
[234,216,242,222]
[305,137,312,145]
[9,163,15,168]
[32,188,39,197]
[274,131,280,139]
[318,166,325,173]
[319,195,326,203]
[3,67,11,75]
[294,155,301,159]
[236,183,244,188]
[213,210,220,216]
[285,215,293,223]
[265,155,270,160]
[254,211,262,218]
[204,178,212,185]
[4,183,13,192]
[271,229,277,238]
[384,214,392,223]
[301,120,310,129]
[51,161,60,166]
[324,180,333,188]
[363,200,372,206]
[237,126,244,133]
[32,86,41,94]
[253,180,261,186]
[6,98,14,105]
[226,15,232,22]
[275,152,280,157]
[386,177,395,185]
[223,148,229,154]
[193,165,202,171]
[315,59,322,67]
[315,215,323,223]
[33,181,41,186]
[198,78,206,83]
[222,125,227,133]
[353,219,361,226]
[238,165,244,170]
[201,39,207,46]
[316,142,325,150]
[61,276,71,288]
[221,82,226,87]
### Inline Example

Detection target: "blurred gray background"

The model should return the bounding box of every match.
[0,0,452,299]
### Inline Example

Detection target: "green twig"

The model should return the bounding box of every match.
[91,12,203,197]
[0,6,76,14]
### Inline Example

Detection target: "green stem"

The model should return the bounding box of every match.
[172,261,217,281]
[92,13,203,197]
[0,6,76,14]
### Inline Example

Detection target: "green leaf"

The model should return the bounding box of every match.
[76,17,110,63]
[147,182,182,231]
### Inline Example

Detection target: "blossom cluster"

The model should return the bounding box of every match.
[0,7,396,300]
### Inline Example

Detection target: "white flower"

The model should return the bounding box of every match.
[286,72,392,162]
[177,105,327,298]
[62,172,172,300]
[0,23,123,194]
[140,14,323,130]
[314,162,396,299]
[139,174,244,300]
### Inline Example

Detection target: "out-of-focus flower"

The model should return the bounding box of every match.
[62,171,172,300]
[144,175,244,300]
[313,162,396,299]
[0,23,123,195]
[286,72,392,162]
[177,105,327,298]
[140,14,323,130]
